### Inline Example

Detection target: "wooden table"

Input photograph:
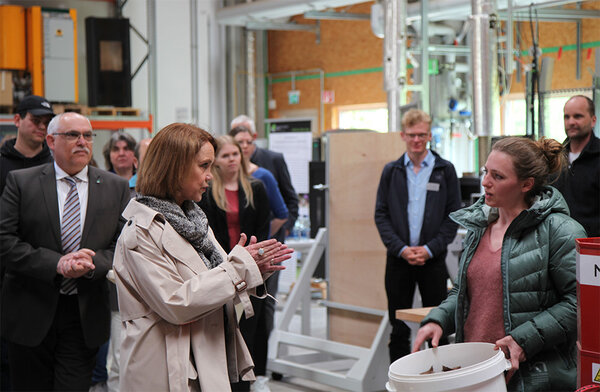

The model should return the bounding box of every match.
[395,307,435,323]
[395,307,435,346]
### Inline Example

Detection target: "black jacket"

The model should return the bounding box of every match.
[374,150,461,261]
[554,133,600,237]
[0,138,53,195]
[250,147,298,242]
[199,180,270,253]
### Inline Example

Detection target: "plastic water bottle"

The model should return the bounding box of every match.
[297,195,310,239]
[291,219,302,239]
[299,214,311,239]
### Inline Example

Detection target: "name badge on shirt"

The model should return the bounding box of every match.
[426,182,440,192]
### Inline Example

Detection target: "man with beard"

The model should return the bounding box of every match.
[554,95,599,237]
[0,112,130,390]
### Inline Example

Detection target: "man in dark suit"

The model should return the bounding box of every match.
[0,112,130,391]
[230,115,298,389]
[0,95,55,391]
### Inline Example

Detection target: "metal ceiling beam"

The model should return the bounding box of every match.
[498,8,600,20]
[404,0,587,22]
[246,21,318,32]
[303,10,370,20]
[216,0,588,27]
[216,0,367,26]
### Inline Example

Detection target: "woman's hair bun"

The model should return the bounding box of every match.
[535,137,565,175]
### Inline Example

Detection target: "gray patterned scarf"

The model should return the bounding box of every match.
[136,195,224,269]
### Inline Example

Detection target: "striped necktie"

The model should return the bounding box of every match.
[60,177,81,295]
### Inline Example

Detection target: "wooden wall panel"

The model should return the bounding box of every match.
[326,131,405,347]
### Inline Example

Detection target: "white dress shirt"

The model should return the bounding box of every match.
[54,162,89,236]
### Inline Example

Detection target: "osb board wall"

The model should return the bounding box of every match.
[508,1,600,93]
[268,1,386,133]
[327,131,405,347]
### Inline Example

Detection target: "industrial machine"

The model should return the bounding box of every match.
[0,4,78,107]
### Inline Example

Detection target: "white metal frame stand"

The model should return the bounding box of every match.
[268,228,391,391]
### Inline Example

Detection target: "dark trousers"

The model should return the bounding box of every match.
[91,342,108,384]
[8,295,98,391]
[385,254,449,363]
[1,338,11,391]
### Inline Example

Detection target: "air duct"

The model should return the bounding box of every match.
[470,0,500,140]
[383,0,407,132]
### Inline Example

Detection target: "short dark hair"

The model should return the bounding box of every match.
[102,132,137,172]
[566,95,595,117]
[229,125,253,138]
[136,123,217,201]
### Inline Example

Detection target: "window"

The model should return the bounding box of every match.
[334,103,388,133]
[502,93,589,141]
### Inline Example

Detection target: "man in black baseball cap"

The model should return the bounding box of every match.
[0,95,55,390]
[1,95,55,194]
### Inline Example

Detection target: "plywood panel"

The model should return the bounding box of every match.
[327,131,405,347]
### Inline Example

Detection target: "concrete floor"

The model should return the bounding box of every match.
[265,296,365,392]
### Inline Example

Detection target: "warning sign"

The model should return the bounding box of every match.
[577,254,600,286]
[593,363,600,383]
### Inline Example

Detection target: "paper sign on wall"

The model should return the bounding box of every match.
[321,90,335,104]
[269,131,312,194]
[288,90,300,105]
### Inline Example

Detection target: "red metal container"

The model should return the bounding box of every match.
[576,238,600,353]
[578,341,600,388]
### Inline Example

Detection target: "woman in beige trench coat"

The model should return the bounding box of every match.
[112,123,292,392]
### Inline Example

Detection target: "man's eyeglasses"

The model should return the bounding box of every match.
[53,131,96,142]
[236,139,254,146]
[404,133,429,140]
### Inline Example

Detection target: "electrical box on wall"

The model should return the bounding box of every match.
[43,11,77,102]
[85,17,131,107]
[23,6,78,102]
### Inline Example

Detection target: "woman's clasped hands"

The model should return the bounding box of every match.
[238,233,293,274]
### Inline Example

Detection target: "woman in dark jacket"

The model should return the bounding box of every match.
[199,135,271,391]
[412,137,587,392]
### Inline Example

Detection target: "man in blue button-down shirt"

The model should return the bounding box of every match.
[375,109,461,362]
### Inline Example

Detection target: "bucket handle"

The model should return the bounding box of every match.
[504,358,512,372]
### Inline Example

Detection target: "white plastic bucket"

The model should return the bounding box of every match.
[387,342,512,392]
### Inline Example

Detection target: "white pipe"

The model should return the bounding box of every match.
[384,0,399,132]
[470,0,497,137]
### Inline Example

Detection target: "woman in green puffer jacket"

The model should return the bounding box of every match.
[412,136,587,392]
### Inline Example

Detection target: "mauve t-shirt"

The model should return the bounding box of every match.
[464,227,506,343]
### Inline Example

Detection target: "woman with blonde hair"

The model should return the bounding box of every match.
[412,136,586,391]
[199,135,273,391]
[200,135,271,252]
[113,123,292,391]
